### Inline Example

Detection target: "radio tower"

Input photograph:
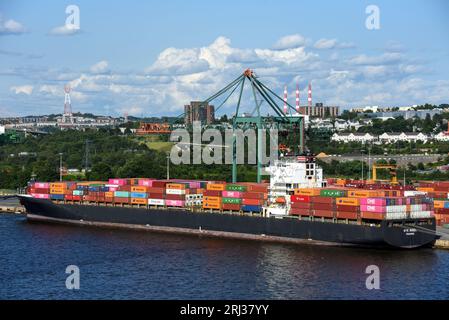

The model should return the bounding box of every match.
[296,84,300,113]
[283,85,288,114]
[307,82,312,114]
[63,84,73,123]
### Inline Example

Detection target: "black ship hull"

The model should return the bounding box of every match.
[19,196,438,249]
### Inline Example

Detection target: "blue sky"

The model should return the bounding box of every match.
[0,0,448,117]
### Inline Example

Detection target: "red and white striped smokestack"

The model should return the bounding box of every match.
[308,82,312,108]
[283,85,288,114]
[296,84,300,113]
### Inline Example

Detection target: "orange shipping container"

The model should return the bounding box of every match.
[50,182,67,189]
[434,200,444,209]
[131,198,147,205]
[203,196,221,202]
[336,197,360,206]
[202,202,222,210]
[166,183,186,190]
[348,190,384,198]
[206,183,226,191]
[416,187,434,193]
[105,191,114,198]
[131,186,148,192]
[294,188,321,196]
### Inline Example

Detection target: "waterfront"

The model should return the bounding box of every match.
[0,214,448,300]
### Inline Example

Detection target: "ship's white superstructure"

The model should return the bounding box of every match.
[263,156,326,216]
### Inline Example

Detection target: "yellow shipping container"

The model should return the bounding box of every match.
[294,188,321,196]
[131,198,147,205]
[50,182,67,189]
[335,179,346,186]
[166,183,186,190]
[348,190,384,198]
[206,183,226,191]
[336,197,360,206]
[105,191,114,198]
[434,200,444,209]
[131,186,147,192]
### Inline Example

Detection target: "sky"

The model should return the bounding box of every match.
[0,0,448,117]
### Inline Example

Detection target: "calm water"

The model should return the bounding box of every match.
[1,214,449,300]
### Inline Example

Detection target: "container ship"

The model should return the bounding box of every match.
[19,156,440,249]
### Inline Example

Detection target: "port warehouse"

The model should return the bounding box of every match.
[26,178,449,226]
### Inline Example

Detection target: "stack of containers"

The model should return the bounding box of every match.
[433,200,449,225]
[130,185,148,205]
[203,182,225,210]
[50,182,71,200]
[335,197,360,220]
[222,184,244,211]
[28,182,50,199]
[147,180,166,206]
[241,183,267,213]
[359,196,433,220]
[165,183,187,207]
[312,190,342,218]
[290,195,313,216]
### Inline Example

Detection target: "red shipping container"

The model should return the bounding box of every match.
[291,202,312,209]
[242,198,263,206]
[336,205,359,213]
[166,194,185,201]
[152,181,168,188]
[104,197,114,203]
[313,210,334,218]
[114,197,130,204]
[313,203,335,211]
[290,208,311,216]
[32,188,50,194]
[290,195,310,203]
[310,197,335,204]
[203,190,222,197]
[65,195,81,201]
[222,203,241,211]
[118,185,132,192]
[242,192,265,199]
[148,192,165,199]
[336,211,358,220]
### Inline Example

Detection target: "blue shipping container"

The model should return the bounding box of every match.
[50,194,64,200]
[241,205,261,212]
[114,191,130,197]
[130,192,147,199]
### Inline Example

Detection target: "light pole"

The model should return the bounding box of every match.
[166,152,170,180]
[59,153,63,182]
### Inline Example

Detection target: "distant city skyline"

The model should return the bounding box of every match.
[0,0,448,117]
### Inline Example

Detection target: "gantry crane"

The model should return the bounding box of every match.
[371,164,399,185]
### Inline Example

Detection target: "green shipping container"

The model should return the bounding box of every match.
[226,184,247,192]
[73,190,84,196]
[114,191,130,197]
[320,189,347,197]
[222,197,242,204]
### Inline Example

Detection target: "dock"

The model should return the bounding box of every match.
[0,198,25,214]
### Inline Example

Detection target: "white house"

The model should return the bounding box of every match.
[331,133,377,143]
[0,125,5,135]
[379,132,428,143]
[434,132,449,142]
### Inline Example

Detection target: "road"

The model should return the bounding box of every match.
[320,154,444,166]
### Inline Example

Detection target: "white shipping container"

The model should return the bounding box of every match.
[404,191,426,197]
[386,211,407,220]
[148,199,165,206]
[386,205,407,213]
[186,194,203,200]
[166,189,186,195]
[410,211,432,218]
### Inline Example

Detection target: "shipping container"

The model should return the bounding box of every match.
[242,198,264,206]
[336,197,359,206]
[131,186,148,193]
[222,197,242,204]
[148,198,165,206]
[207,183,226,191]
[114,191,130,198]
[336,211,358,220]
[130,192,147,199]
[294,188,321,196]
[222,203,241,211]
[226,184,247,192]
[313,210,334,218]
[131,198,147,205]
[241,205,261,212]
[320,189,347,197]
[290,195,311,203]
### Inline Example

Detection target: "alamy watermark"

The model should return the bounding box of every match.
[365,265,380,290]
[365,5,380,30]
[169,121,279,165]
[65,265,80,290]
[65,5,80,31]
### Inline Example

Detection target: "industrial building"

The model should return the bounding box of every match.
[184,101,215,125]
[297,103,339,118]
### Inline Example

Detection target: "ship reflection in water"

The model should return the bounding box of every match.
[0,215,447,300]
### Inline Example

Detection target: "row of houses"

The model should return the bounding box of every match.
[331,132,449,144]
[309,119,372,131]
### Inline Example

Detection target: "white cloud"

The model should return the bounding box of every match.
[10,85,33,95]
[90,60,109,74]
[49,24,80,36]
[0,16,26,35]
[273,34,306,50]
[349,52,403,65]
[314,38,337,49]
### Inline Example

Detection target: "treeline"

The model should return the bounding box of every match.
[0,129,257,189]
